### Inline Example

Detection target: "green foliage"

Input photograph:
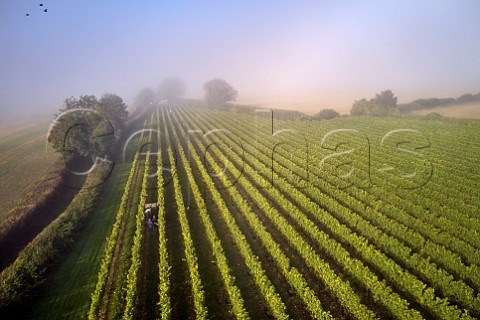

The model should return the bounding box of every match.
[174,106,478,319]
[99,94,129,132]
[313,108,340,120]
[424,112,444,120]
[0,164,109,315]
[350,98,371,116]
[351,90,398,116]
[165,129,208,319]
[156,112,171,320]
[179,109,369,319]
[88,154,139,320]
[27,105,480,319]
[48,94,128,161]
[169,109,307,320]
[165,109,250,320]
[122,154,149,320]
[123,118,154,320]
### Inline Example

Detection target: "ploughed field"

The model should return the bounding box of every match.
[7,104,480,319]
[0,120,59,218]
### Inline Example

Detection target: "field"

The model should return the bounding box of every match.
[0,118,60,218]
[4,104,480,319]
[409,102,480,119]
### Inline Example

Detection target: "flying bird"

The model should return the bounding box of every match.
[44,9,48,12]
[26,13,30,16]
[39,3,43,6]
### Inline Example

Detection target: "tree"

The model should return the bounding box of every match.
[134,88,156,109]
[203,79,238,109]
[157,77,186,102]
[49,95,100,159]
[371,90,398,116]
[313,108,340,120]
[457,93,475,104]
[351,98,371,116]
[99,93,128,131]
[424,112,444,120]
[48,94,128,163]
[350,90,398,116]
[374,90,397,108]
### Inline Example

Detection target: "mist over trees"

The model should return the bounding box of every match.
[157,77,186,102]
[134,88,156,109]
[48,94,128,163]
[132,78,186,115]
[203,79,238,109]
[351,90,398,116]
[132,78,240,112]
[313,108,340,120]
[350,90,480,116]
[398,92,480,113]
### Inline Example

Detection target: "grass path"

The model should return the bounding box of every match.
[25,162,131,320]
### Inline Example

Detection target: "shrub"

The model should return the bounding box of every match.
[313,108,340,120]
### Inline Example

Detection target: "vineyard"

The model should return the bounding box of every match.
[33,104,480,319]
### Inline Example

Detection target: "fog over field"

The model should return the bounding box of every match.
[1,1,480,118]
[3,3,480,319]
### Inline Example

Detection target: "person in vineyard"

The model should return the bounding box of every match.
[144,208,152,221]
[147,218,154,231]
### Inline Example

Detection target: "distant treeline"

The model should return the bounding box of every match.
[398,92,480,113]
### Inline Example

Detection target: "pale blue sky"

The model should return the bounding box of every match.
[1,1,479,116]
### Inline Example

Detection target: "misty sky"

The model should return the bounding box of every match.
[1,1,480,116]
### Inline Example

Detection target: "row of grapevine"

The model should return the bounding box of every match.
[174,108,358,319]
[342,116,480,210]
[87,153,140,319]
[251,110,479,241]
[311,118,480,249]
[178,105,476,319]
[123,149,151,319]
[213,107,479,315]
[87,105,478,319]
[178,107,412,319]
[123,118,155,320]
[88,120,149,319]
[163,111,208,319]
[248,112,480,301]
[249,112,480,295]
[162,107,251,319]
[182,109,427,317]
[210,107,480,292]
[156,108,171,320]
[164,108,291,319]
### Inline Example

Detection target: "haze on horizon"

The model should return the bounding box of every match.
[1,0,479,118]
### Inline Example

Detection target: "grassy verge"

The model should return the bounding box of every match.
[24,162,131,320]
